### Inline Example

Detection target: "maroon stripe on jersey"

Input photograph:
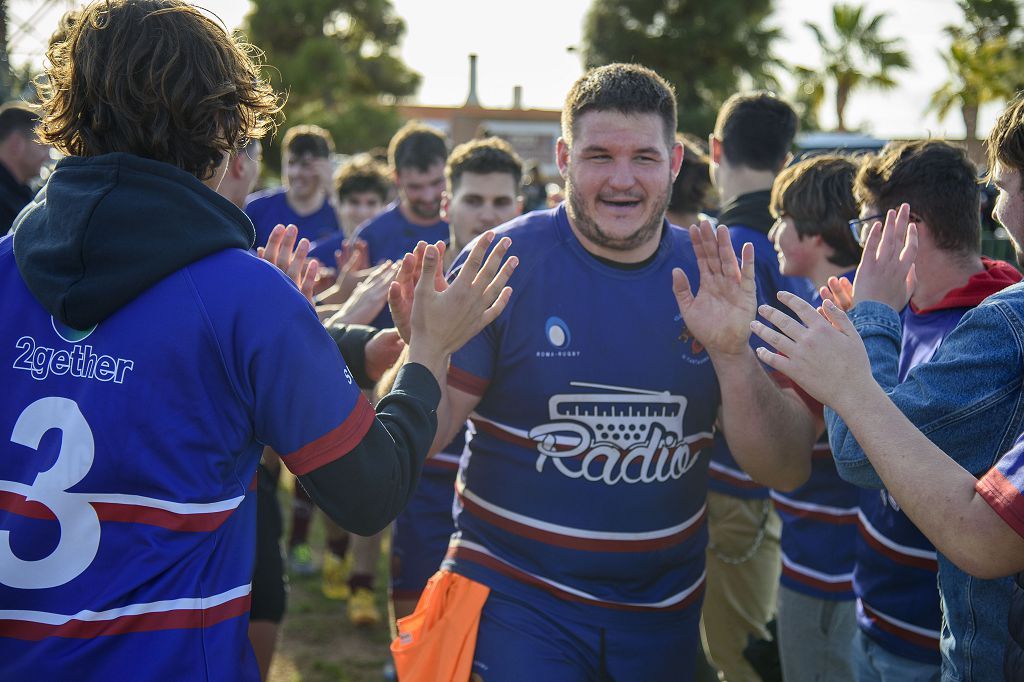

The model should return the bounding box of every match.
[861,602,940,650]
[471,418,574,452]
[857,520,938,572]
[771,497,856,524]
[976,468,1024,539]
[457,488,705,552]
[0,490,243,532]
[283,396,375,476]
[781,564,853,594]
[0,594,250,641]
[448,366,489,396]
[0,490,56,520]
[91,502,236,532]
[708,467,762,489]
[451,546,703,612]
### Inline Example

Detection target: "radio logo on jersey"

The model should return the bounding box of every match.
[536,316,580,358]
[526,381,705,485]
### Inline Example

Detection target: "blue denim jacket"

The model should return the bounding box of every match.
[825,290,1024,682]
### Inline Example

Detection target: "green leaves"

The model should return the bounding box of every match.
[581,0,784,135]
[242,0,420,165]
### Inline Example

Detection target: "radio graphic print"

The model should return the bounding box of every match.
[526,382,707,485]
[443,206,722,645]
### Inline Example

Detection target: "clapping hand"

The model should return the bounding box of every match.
[323,260,398,327]
[847,203,918,311]
[750,293,874,411]
[389,240,448,344]
[400,233,516,356]
[672,221,757,358]
[258,224,319,305]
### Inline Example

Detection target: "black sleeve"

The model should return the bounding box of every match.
[326,322,378,389]
[298,362,439,536]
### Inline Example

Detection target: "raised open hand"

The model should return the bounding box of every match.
[388,240,448,343]
[820,275,854,312]
[749,292,873,411]
[672,221,756,358]
[323,260,398,326]
[258,224,319,305]
[333,238,371,300]
[404,233,515,357]
[851,203,918,311]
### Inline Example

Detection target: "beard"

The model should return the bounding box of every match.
[409,199,442,221]
[565,172,672,252]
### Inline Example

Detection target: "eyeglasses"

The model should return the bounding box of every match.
[848,212,920,247]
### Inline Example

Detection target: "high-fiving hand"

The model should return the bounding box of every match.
[672,221,757,357]
[258,224,319,305]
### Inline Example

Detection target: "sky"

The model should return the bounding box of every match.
[9,0,1007,139]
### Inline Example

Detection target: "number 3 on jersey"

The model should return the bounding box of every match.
[2,397,100,589]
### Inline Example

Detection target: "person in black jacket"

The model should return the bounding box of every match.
[0,103,50,232]
[1,1,516,678]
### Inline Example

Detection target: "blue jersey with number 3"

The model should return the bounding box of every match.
[0,235,372,679]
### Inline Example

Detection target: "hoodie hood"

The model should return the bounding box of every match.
[13,153,254,329]
[911,257,1023,314]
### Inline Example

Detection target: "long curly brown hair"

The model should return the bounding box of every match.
[37,0,282,180]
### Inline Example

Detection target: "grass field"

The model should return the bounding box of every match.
[268,479,395,682]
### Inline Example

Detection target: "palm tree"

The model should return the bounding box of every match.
[800,3,911,131]
[930,36,1020,160]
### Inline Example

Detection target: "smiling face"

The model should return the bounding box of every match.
[771,215,818,278]
[443,171,522,253]
[284,150,328,202]
[396,161,446,222]
[557,110,681,259]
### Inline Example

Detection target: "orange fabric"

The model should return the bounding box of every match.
[390,569,490,682]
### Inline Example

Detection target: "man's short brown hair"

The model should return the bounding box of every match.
[335,155,391,203]
[855,140,980,255]
[388,121,447,173]
[445,137,524,194]
[561,63,677,147]
[282,125,334,160]
[987,93,1024,177]
[0,103,40,144]
[37,0,280,180]
[771,155,862,267]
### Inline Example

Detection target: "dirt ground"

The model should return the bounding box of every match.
[268,483,395,682]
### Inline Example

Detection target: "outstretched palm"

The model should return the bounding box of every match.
[672,221,757,357]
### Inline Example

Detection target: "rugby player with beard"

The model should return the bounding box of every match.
[390,63,817,681]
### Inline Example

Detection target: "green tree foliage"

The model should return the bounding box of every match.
[799,3,910,132]
[931,0,1023,158]
[581,0,784,135]
[243,0,421,171]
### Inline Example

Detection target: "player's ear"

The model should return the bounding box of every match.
[556,138,570,180]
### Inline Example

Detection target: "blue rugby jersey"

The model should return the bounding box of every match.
[244,186,341,249]
[771,272,860,601]
[352,201,449,329]
[855,262,1019,663]
[0,237,372,679]
[443,205,721,626]
[707,224,813,499]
